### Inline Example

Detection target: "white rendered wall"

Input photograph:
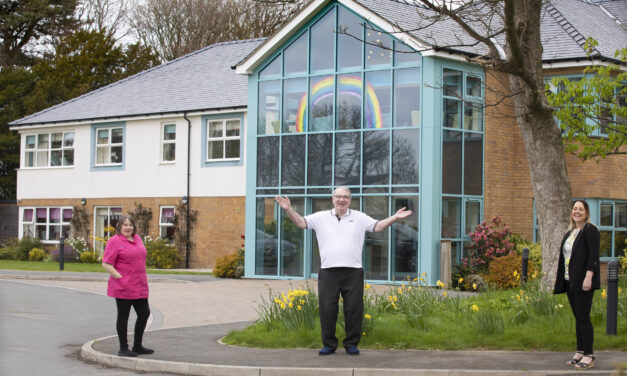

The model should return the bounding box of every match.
[17,112,246,200]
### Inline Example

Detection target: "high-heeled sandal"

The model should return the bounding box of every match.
[566,351,584,366]
[574,355,595,369]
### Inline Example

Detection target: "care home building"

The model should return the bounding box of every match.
[10,0,627,284]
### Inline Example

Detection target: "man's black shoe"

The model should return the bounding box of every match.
[117,348,138,357]
[345,345,360,355]
[132,346,154,354]
[318,346,336,355]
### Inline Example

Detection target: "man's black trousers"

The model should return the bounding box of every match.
[318,267,364,349]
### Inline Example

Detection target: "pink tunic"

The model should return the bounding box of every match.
[102,234,149,299]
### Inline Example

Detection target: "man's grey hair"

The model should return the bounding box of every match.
[333,186,351,197]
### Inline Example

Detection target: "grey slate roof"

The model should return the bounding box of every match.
[355,0,626,62]
[11,0,625,127]
[11,39,264,127]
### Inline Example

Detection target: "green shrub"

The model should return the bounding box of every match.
[620,248,627,276]
[79,251,100,263]
[15,237,43,261]
[484,252,537,289]
[0,246,17,260]
[214,248,244,278]
[28,248,47,261]
[144,236,181,269]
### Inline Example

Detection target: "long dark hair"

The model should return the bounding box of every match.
[115,214,137,237]
[569,200,591,230]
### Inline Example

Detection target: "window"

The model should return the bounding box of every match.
[599,201,627,258]
[94,207,122,252]
[23,132,74,168]
[96,127,123,165]
[206,119,240,161]
[159,206,175,240]
[21,207,72,242]
[161,123,176,162]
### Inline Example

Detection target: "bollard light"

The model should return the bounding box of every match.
[606,260,619,336]
[59,237,65,271]
[521,248,529,284]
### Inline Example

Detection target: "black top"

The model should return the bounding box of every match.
[554,222,601,294]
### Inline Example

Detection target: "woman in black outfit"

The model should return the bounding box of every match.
[554,200,600,369]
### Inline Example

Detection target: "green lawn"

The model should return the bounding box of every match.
[0,260,212,275]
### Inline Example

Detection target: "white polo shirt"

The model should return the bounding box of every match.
[304,209,377,269]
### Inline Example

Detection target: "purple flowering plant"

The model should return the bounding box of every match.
[462,216,515,274]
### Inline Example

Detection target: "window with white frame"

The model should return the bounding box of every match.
[24,132,74,168]
[94,207,122,252]
[206,119,240,161]
[159,206,175,240]
[22,207,73,242]
[96,127,123,165]
[161,123,176,162]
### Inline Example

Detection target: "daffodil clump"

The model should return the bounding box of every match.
[257,285,318,331]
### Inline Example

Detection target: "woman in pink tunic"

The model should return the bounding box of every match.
[102,214,153,357]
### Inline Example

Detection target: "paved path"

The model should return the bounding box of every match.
[2,270,625,375]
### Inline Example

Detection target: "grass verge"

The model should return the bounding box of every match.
[0,260,212,275]
[223,278,627,351]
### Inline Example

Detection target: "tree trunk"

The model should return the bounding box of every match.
[505,0,572,290]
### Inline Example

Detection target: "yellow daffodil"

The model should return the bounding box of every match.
[365,283,371,290]
[299,299,304,304]
[436,280,445,288]
[391,302,397,309]
[413,277,418,282]
[388,295,393,301]
[472,304,479,312]
[513,270,518,277]
[398,287,403,294]
[516,295,521,301]
[442,291,447,297]
[601,289,607,299]
[288,302,293,308]
[422,272,427,277]
[407,286,412,291]
[365,314,372,320]
[280,303,285,309]
[458,277,464,284]
[362,332,366,335]
[297,305,302,311]
[420,277,425,283]
[472,283,477,290]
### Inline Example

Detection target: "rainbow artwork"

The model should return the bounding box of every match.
[294,76,382,132]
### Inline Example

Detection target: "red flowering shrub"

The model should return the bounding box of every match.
[462,217,515,274]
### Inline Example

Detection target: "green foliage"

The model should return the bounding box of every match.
[0,247,17,260]
[484,252,537,290]
[620,248,627,276]
[65,237,89,253]
[0,0,78,68]
[471,310,504,336]
[28,248,47,261]
[172,200,198,265]
[214,248,244,279]
[11,236,44,261]
[79,251,99,263]
[547,41,627,160]
[144,236,180,269]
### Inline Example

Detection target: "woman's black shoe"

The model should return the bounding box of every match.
[117,348,138,357]
[132,346,154,354]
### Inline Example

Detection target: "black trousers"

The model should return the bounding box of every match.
[115,298,151,350]
[318,267,364,349]
[566,283,595,355]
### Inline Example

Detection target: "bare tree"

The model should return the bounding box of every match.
[75,0,132,41]
[128,0,306,61]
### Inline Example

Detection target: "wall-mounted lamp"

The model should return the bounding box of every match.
[181,196,188,205]
[80,198,86,206]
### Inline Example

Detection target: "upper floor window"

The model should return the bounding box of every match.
[21,207,72,242]
[96,127,123,166]
[207,119,240,161]
[161,123,176,162]
[24,132,74,168]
